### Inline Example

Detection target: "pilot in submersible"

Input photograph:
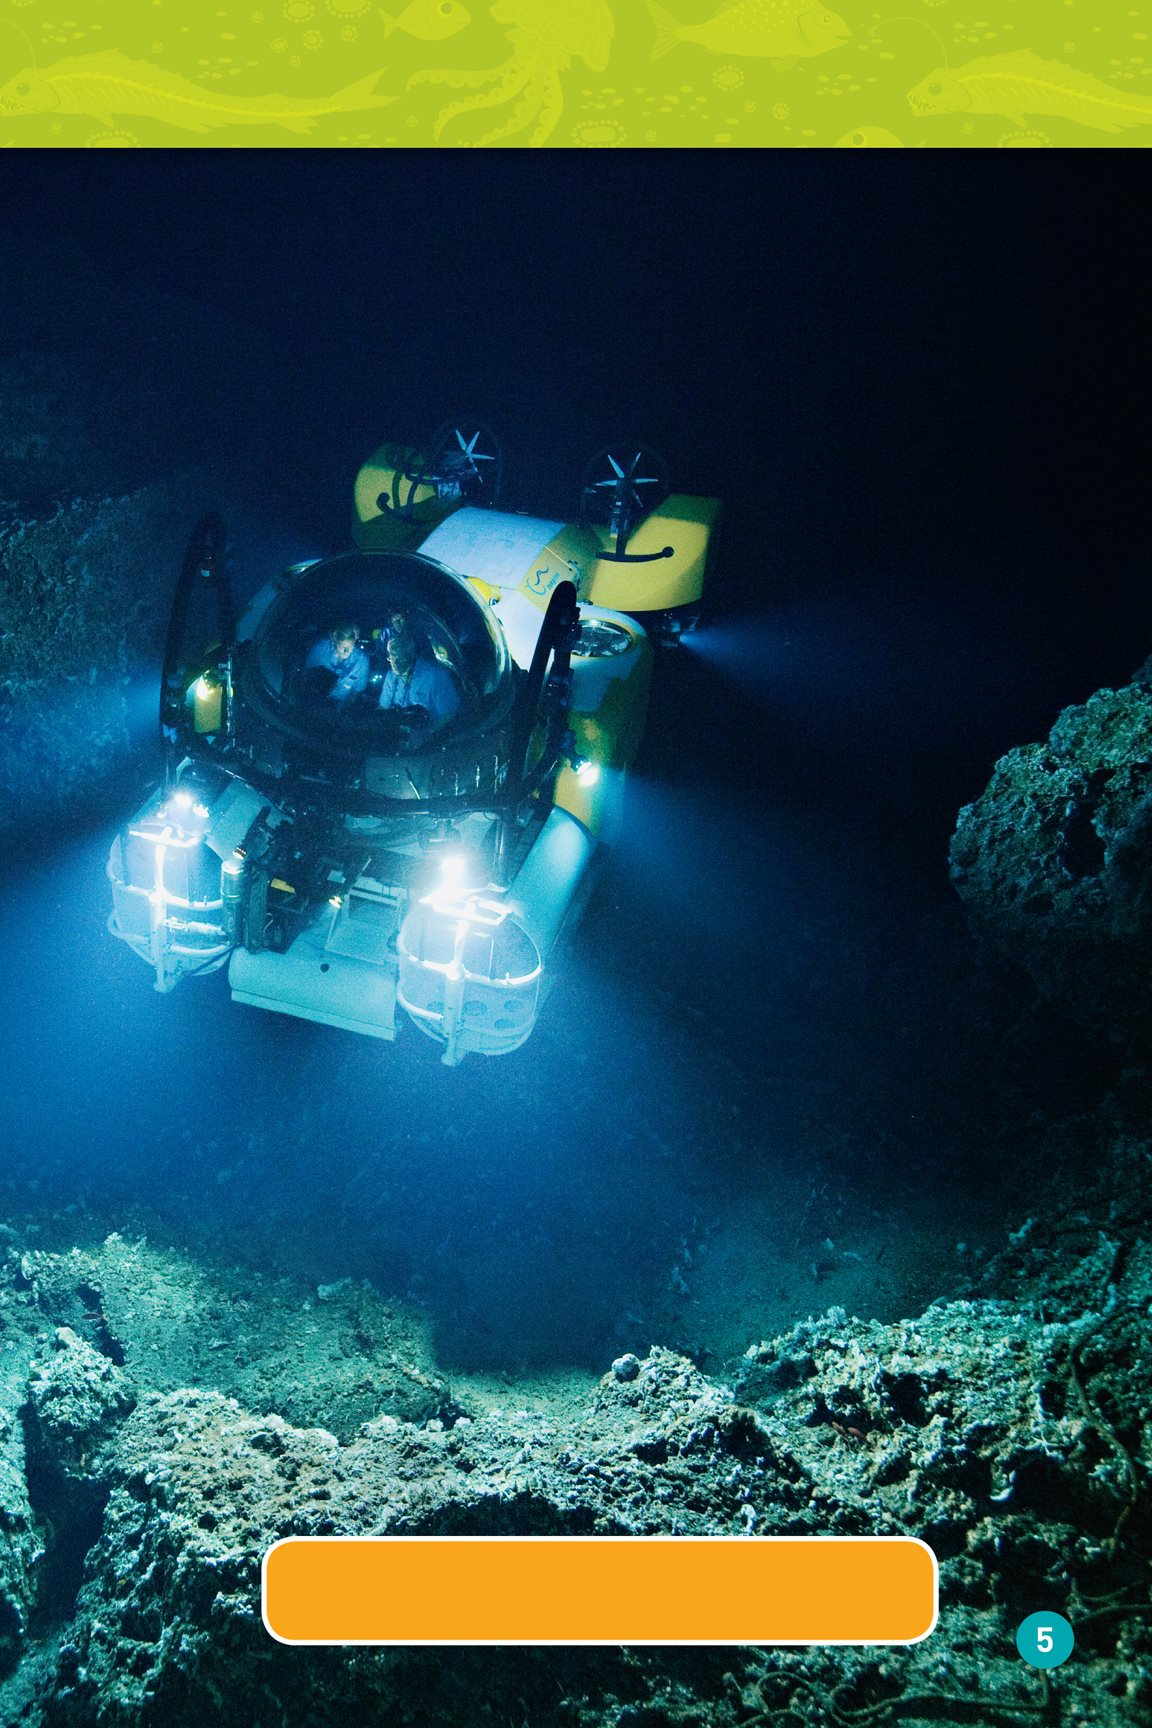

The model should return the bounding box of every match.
[107,423,721,1063]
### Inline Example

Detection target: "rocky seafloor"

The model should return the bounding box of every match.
[0,1088,1150,1726]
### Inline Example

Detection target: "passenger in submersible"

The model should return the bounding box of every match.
[377,630,460,743]
[302,623,370,704]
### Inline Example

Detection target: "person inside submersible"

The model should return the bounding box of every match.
[377,629,460,744]
[301,623,370,704]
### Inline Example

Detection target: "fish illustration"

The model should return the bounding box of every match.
[907,52,1152,131]
[379,0,471,40]
[835,126,905,146]
[646,0,850,65]
[0,52,394,134]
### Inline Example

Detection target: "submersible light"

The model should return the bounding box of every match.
[438,852,470,889]
[434,848,492,899]
[575,759,601,786]
[165,787,211,825]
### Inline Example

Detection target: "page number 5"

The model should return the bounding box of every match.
[1016,1612,1074,1669]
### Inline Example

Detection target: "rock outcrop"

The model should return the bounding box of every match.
[0,1336,42,1677]
[0,1175,1147,1726]
[0,245,271,835]
[951,673,1152,1045]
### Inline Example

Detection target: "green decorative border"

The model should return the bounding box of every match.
[1,0,1145,146]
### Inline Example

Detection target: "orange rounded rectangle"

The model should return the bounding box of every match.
[263,1536,937,1646]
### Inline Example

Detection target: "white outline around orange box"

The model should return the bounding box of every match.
[262,1535,939,1647]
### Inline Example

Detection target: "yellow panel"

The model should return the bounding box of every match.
[191,678,222,735]
[584,494,722,613]
[466,577,502,608]
[553,644,652,841]
[351,442,456,551]
[514,524,603,611]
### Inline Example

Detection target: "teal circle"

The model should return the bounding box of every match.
[1016,1612,1074,1668]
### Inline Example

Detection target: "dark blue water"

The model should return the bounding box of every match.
[1,157,1144,1372]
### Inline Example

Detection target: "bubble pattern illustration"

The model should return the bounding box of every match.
[0,0,1146,144]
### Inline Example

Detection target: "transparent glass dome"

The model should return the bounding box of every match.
[246,550,512,753]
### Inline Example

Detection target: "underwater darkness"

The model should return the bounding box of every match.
[1,155,1149,1380]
